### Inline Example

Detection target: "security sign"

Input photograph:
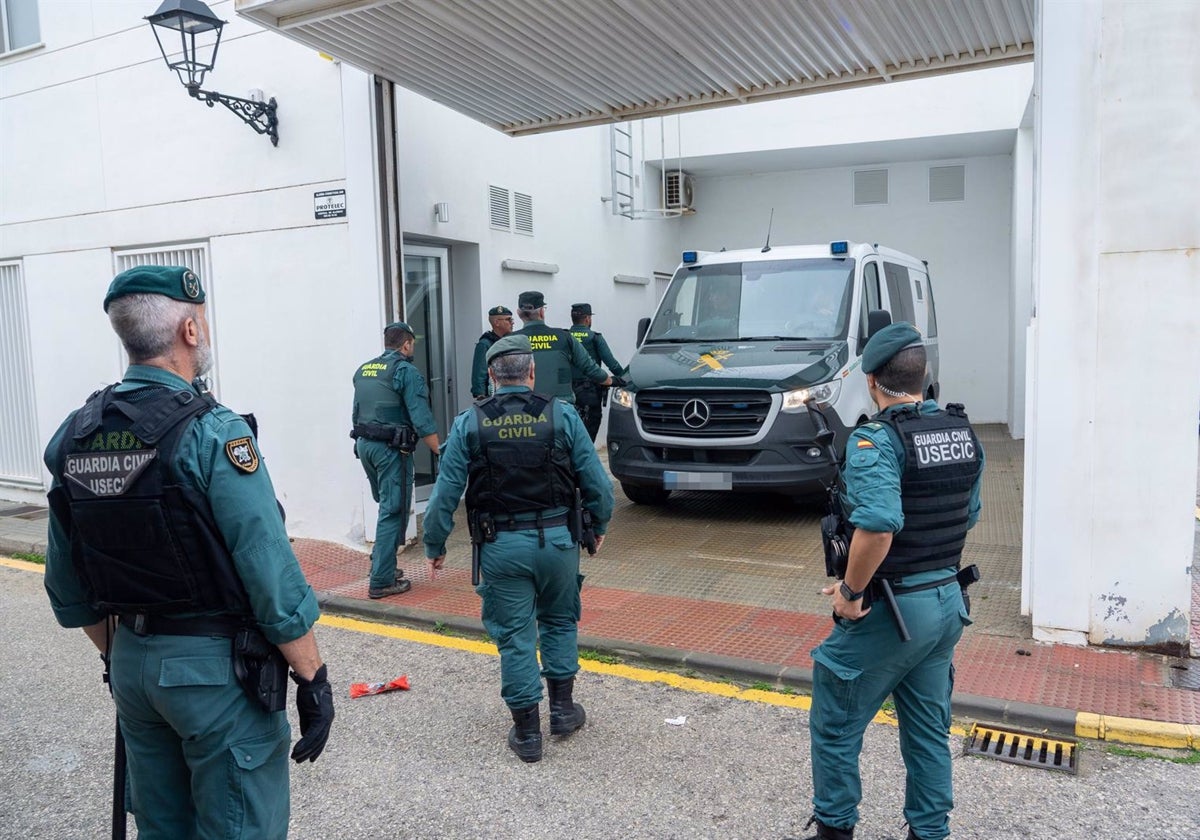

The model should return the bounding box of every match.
[63,450,157,497]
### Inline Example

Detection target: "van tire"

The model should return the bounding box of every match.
[621,483,671,505]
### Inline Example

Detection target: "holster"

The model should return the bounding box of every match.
[570,487,598,555]
[232,628,288,712]
[468,510,496,585]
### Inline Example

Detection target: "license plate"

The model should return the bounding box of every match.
[663,471,733,491]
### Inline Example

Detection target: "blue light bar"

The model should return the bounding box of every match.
[682,250,698,264]
[830,241,849,256]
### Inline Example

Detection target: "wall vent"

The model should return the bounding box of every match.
[513,191,533,235]
[929,165,966,202]
[853,169,888,205]
[0,260,42,485]
[488,185,511,230]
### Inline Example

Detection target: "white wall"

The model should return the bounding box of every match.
[676,156,1015,423]
[1027,0,1200,649]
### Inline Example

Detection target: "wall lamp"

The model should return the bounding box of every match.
[146,0,279,147]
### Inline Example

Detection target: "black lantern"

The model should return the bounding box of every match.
[146,0,279,146]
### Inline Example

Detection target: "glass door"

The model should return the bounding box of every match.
[403,244,454,500]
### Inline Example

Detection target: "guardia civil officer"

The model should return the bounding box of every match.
[568,302,627,442]
[43,266,333,839]
[424,334,614,763]
[470,305,515,400]
[805,322,984,840]
[514,290,610,404]
[351,322,440,598]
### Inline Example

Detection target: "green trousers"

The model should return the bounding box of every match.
[109,625,291,839]
[357,439,412,589]
[809,576,970,840]
[475,523,583,709]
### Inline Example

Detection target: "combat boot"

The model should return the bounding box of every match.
[507,704,542,762]
[546,676,586,735]
[801,816,854,839]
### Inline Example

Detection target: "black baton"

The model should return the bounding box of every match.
[112,717,127,839]
[878,579,911,643]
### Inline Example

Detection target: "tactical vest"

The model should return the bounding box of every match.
[353,351,408,425]
[518,323,574,399]
[465,391,576,518]
[872,404,982,575]
[47,385,253,616]
[569,326,599,384]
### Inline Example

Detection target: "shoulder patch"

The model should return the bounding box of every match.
[863,421,883,430]
[225,436,260,474]
[856,439,875,449]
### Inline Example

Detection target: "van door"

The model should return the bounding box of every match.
[855,259,884,355]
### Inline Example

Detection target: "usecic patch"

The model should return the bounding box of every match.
[225,437,260,474]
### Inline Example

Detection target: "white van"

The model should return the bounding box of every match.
[607,241,939,504]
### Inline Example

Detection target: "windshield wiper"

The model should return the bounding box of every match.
[739,335,813,341]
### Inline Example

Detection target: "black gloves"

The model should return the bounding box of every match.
[610,376,628,388]
[290,664,334,763]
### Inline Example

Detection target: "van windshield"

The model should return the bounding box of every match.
[647,258,855,342]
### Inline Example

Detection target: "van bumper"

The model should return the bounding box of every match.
[605,405,850,496]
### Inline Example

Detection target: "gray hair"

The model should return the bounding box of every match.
[107,294,199,362]
[490,352,533,385]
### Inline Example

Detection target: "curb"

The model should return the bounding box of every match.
[316,591,1199,751]
[0,535,40,556]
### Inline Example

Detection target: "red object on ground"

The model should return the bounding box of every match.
[349,676,410,698]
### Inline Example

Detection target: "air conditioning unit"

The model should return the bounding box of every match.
[665,171,694,210]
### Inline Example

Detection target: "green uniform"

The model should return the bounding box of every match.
[422,386,613,709]
[471,331,501,399]
[352,349,438,590]
[569,325,626,441]
[515,319,607,403]
[809,400,984,840]
[44,366,320,839]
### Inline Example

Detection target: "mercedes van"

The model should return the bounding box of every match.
[607,241,939,504]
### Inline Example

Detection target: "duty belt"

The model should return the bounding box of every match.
[119,613,249,638]
[492,513,570,532]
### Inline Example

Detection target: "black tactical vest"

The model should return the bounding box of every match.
[465,392,576,517]
[517,323,575,399]
[47,385,253,616]
[874,403,982,575]
[353,351,408,425]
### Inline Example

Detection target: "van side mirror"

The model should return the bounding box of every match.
[867,310,892,339]
[636,317,651,346]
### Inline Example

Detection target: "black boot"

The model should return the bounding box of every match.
[507,704,542,762]
[546,676,586,735]
[801,816,854,840]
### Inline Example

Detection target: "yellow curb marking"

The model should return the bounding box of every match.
[0,556,46,573]
[1076,711,1198,750]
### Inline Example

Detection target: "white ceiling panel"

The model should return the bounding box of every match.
[237,0,1035,136]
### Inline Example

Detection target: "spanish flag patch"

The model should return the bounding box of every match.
[856,439,875,449]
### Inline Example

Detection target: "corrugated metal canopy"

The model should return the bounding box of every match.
[237,0,1035,136]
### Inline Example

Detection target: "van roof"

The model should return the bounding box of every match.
[681,242,925,269]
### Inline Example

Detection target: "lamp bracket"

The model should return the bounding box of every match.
[187,83,279,146]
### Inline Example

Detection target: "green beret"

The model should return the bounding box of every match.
[488,305,513,317]
[570,302,593,316]
[385,321,414,334]
[862,322,924,374]
[103,266,204,312]
[517,290,545,310]
[487,333,532,364]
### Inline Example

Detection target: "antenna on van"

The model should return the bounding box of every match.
[761,209,774,253]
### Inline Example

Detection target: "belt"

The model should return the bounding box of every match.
[119,614,248,638]
[492,513,570,532]
[885,572,959,596]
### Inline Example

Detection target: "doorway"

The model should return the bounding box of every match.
[403,243,455,500]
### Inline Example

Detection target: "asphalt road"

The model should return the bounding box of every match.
[3,563,1198,840]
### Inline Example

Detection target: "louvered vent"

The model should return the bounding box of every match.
[0,261,41,484]
[854,169,888,205]
[489,185,511,230]
[929,165,966,202]
[513,191,533,235]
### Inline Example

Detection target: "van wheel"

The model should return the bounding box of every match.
[621,482,671,505]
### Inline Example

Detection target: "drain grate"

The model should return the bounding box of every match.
[963,724,1078,774]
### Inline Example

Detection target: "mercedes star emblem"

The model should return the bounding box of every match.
[682,398,711,428]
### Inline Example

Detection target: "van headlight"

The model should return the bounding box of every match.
[781,379,841,412]
[611,387,634,409]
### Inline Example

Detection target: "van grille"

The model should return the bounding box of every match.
[635,390,772,438]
